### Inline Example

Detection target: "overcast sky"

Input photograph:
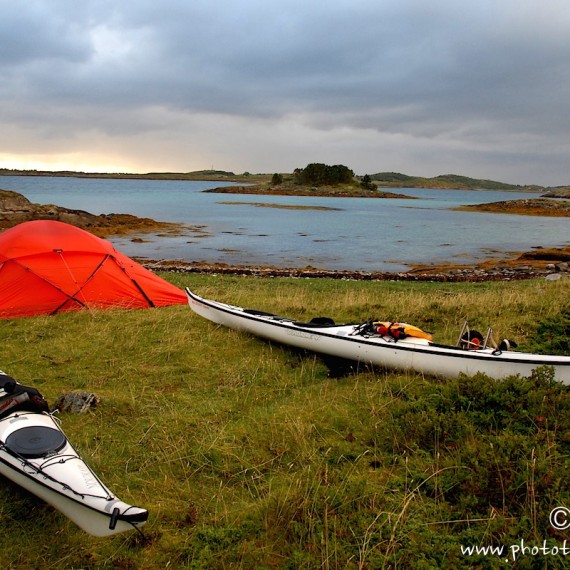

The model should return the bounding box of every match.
[1,0,569,185]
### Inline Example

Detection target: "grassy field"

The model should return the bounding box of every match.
[0,273,569,569]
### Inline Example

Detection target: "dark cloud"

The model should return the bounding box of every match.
[0,0,569,184]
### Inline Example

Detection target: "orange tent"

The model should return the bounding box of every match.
[0,220,187,319]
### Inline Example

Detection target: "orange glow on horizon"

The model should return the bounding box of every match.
[0,154,139,174]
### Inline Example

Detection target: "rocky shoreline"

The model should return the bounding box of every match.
[142,249,570,283]
[205,183,414,199]
[455,198,570,217]
[0,189,184,237]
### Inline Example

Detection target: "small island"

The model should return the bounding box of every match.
[205,164,415,199]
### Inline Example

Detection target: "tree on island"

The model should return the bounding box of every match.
[293,163,354,186]
[360,174,375,190]
[271,173,283,185]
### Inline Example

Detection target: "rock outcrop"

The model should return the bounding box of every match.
[0,189,182,237]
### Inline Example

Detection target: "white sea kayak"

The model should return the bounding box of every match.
[186,288,570,384]
[0,373,148,537]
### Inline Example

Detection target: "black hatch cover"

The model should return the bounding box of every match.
[5,426,67,458]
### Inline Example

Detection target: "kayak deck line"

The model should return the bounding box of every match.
[0,420,115,503]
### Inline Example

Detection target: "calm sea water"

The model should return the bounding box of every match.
[1,175,568,272]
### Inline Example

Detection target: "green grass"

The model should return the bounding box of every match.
[0,274,568,568]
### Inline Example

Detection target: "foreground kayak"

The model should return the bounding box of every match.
[186,288,570,384]
[0,373,148,536]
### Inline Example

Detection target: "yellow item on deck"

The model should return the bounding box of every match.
[373,321,433,341]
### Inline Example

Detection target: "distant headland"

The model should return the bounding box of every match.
[1,166,568,194]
